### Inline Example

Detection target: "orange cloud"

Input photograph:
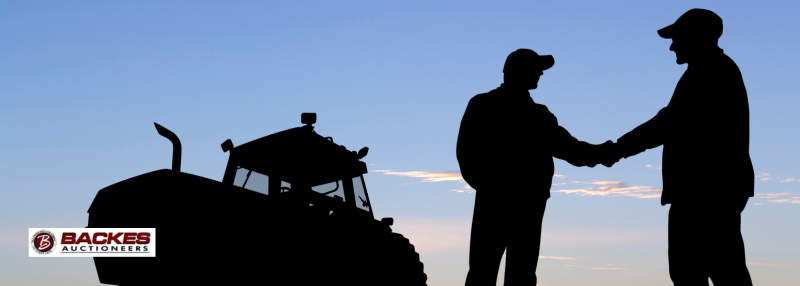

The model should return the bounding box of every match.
[756,192,790,199]
[755,192,800,204]
[767,199,800,204]
[372,170,463,182]
[780,177,797,183]
[552,183,662,199]
[570,180,621,185]
[746,262,788,267]
[755,172,771,181]
[375,169,570,183]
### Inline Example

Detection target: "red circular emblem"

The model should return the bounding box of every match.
[31,230,57,255]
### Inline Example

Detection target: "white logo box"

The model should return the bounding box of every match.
[29,228,156,257]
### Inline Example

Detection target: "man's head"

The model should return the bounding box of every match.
[503,49,554,90]
[659,9,723,64]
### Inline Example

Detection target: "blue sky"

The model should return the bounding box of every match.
[1,1,799,285]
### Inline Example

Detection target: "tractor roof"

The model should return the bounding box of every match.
[230,125,367,186]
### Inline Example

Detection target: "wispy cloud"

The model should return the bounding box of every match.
[752,172,798,183]
[569,180,621,185]
[747,262,789,267]
[590,181,621,185]
[553,183,662,199]
[374,170,564,186]
[451,188,473,194]
[767,199,800,204]
[372,170,464,182]
[373,169,661,199]
[756,192,791,199]
[755,192,800,204]
[375,169,566,183]
[645,164,662,170]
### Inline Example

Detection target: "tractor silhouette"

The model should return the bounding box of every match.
[87,113,427,285]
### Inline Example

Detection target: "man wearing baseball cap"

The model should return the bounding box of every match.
[457,49,611,286]
[609,9,754,285]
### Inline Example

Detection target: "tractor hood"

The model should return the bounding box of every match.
[230,125,368,186]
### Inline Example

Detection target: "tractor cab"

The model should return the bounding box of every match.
[220,113,374,217]
[87,112,423,286]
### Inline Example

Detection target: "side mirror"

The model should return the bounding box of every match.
[381,217,394,226]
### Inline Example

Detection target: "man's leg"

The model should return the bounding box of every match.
[708,198,753,286]
[465,192,508,286]
[668,203,709,286]
[504,198,547,286]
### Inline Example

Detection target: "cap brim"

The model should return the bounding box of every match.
[658,24,675,39]
[539,55,554,71]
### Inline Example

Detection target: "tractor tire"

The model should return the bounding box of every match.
[369,232,427,286]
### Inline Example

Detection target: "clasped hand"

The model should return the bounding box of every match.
[585,140,622,168]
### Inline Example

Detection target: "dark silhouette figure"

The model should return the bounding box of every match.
[457,49,612,286]
[87,114,427,286]
[606,9,754,286]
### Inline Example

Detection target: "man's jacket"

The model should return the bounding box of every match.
[616,50,754,205]
[456,84,599,198]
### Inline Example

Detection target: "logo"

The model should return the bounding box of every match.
[29,228,155,257]
[31,229,57,255]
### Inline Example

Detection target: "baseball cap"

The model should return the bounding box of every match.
[658,9,723,39]
[503,49,554,73]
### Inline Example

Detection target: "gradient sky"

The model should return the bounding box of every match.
[2,1,799,285]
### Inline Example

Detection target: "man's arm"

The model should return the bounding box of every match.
[615,107,669,158]
[551,125,612,167]
[456,96,491,189]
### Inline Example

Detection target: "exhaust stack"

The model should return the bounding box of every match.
[154,123,182,172]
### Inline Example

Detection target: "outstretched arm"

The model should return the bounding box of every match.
[551,125,609,167]
[615,107,669,159]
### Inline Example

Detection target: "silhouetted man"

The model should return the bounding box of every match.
[457,49,609,286]
[608,9,754,286]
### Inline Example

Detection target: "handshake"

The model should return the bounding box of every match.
[584,140,625,168]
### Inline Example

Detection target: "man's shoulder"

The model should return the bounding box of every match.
[699,53,743,76]
[466,89,502,108]
[470,88,500,101]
